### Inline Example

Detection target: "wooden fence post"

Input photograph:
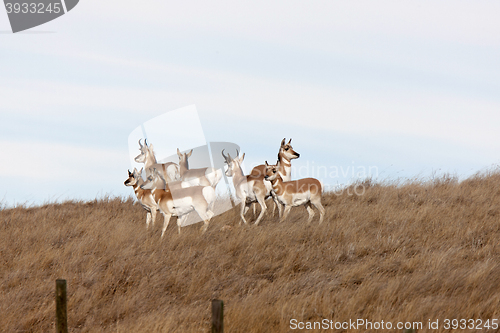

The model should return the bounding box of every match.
[211,299,223,333]
[55,279,68,333]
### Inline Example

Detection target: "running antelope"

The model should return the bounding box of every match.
[264,161,325,224]
[250,138,300,216]
[141,169,216,236]
[222,149,270,225]
[177,148,222,188]
[124,168,158,229]
[135,139,180,182]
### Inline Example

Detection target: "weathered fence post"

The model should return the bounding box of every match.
[55,279,68,333]
[211,299,224,333]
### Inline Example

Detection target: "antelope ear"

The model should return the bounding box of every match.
[128,169,132,175]
[187,149,193,158]
[288,138,292,144]
[265,160,269,167]
[281,138,286,147]
[177,148,182,157]
[149,144,154,152]
[239,153,245,163]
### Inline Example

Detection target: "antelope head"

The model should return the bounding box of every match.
[177,148,193,168]
[264,161,281,181]
[135,139,148,163]
[134,168,145,180]
[280,138,300,161]
[141,169,166,190]
[124,168,139,186]
[222,149,244,177]
[222,149,233,177]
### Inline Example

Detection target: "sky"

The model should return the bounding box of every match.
[0,1,499,207]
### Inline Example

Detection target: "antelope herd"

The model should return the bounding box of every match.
[124,138,325,237]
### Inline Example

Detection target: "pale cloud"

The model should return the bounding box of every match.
[2,52,498,155]
[0,140,127,180]
[0,139,132,205]
[74,1,500,47]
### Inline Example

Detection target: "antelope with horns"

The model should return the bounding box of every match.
[124,168,158,229]
[141,169,216,236]
[264,161,325,224]
[177,148,222,188]
[222,149,270,225]
[135,139,180,182]
[251,138,300,180]
[250,138,300,215]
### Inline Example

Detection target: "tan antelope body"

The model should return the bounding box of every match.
[265,161,325,224]
[124,168,159,228]
[250,138,300,216]
[177,148,222,188]
[222,150,270,225]
[135,139,180,182]
[141,169,215,236]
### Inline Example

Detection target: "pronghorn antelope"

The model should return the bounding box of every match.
[250,138,300,216]
[177,148,222,188]
[251,138,300,180]
[124,168,158,229]
[135,139,180,182]
[141,169,216,236]
[222,149,270,225]
[264,161,325,224]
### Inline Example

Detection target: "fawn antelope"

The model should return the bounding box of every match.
[135,139,180,182]
[124,168,158,229]
[141,169,216,236]
[264,161,325,224]
[177,148,222,188]
[222,149,270,225]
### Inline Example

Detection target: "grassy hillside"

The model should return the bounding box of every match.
[1,171,500,332]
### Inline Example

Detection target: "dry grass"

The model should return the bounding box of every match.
[1,171,500,332]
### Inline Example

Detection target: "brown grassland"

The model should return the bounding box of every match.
[1,170,500,332]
